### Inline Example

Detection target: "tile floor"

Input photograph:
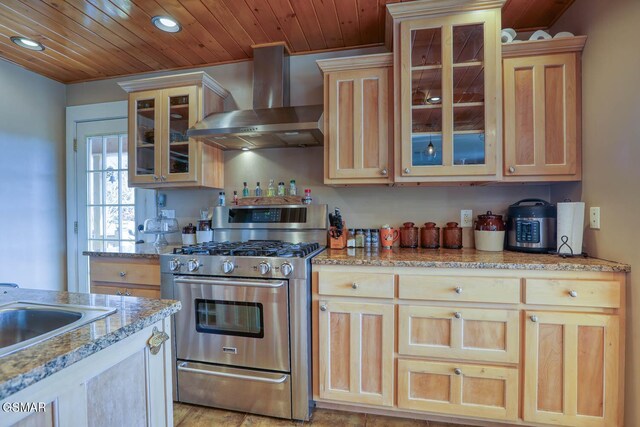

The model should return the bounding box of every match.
[174,403,474,426]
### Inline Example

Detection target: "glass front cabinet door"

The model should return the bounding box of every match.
[398,9,500,180]
[129,86,198,185]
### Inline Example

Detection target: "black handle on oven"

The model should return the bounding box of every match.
[174,277,285,288]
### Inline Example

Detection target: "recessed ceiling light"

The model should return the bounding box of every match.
[10,37,44,51]
[241,147,250,151]
[426,96,442,104]
[170,113,183,119]
[152,16,181,33]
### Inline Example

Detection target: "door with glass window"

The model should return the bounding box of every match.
[76,119,155,291]
[399,10,499,177]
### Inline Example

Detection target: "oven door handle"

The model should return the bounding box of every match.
[174,277,285,288]
[177,362,288,384]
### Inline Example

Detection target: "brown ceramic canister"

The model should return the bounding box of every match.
[443,222,463,249]
[400,222,419,248]
[475,211,505,231]
[420,222,440,248]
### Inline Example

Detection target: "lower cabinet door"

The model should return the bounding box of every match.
[318,300,394,406]
[523,311,620,427]
[398,305,519,363]
[397,359,519,421]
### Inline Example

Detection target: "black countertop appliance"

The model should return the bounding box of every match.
[506,199,556,253]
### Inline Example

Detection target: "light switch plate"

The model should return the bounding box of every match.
[461,210,473,227]
[590,207,600,229]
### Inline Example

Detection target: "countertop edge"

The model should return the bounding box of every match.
[0,301,180,401]
[311,258,630,272]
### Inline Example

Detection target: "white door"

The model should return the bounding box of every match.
[73,119,155,292]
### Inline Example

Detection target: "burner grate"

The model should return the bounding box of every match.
[173,241,320,257]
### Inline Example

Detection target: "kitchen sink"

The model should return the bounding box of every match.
[0,301,117,357]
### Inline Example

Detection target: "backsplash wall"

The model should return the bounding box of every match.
[163,146,551,246]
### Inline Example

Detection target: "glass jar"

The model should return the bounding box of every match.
[371,229,380,248]
[355,229,364,248]
[346,229,356,248]
[364,229,372,250]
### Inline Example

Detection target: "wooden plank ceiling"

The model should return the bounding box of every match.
[0,0,574,83]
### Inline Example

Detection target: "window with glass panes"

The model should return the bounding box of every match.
[87,134,136,252]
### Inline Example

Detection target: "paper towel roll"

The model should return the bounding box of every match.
[557,202,585,255]
[501,28,516,43]
[529,30,552,41]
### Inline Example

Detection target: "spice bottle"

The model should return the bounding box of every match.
[255,182,262,197]
[355,229,364,248]
[242,182,249,197]
[371,229,380,249]
[346,229,356,248]
[277,181,286,196]
[289,180,297,196]
[233,191,238,205]
[218,192,225,206]
[364,229,372,250]
[267,179,275,197]
[303,188,312,204]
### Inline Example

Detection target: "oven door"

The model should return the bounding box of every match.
[174,276,290,372]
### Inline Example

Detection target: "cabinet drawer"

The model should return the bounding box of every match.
[91,283,161,299]
[90,258,160,286]
[398,275,520,304]
[397,359,518,421]
[525,279,620,308]
[398,306,519,363]
[318,271,394,298]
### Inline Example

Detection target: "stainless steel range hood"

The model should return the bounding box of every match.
[188,43,324,150]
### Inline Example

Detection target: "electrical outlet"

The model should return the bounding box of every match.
[590,207,601,229]
[461,209,473,227]
[160,209,176,219]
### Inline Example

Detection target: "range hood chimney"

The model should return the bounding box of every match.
[187,43,324,150]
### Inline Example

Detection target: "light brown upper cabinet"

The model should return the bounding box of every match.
[317,54,393,185]
[119,72,229,189]
[387,1,503,183]
[503,36,586,181]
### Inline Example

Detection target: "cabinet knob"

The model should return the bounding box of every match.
[404,168,410,174]
[381,168,388,175]
[568,290,578,298]
[454,368,462,375]
[455,286,463,294]
[508,166,515,173]
[352,283,359,290]
[119,271,127,277]
[530,315,538,323]
[320,304,327,312]
[161,175,167,181]
[454,312,462,319]
[153,175,159,181]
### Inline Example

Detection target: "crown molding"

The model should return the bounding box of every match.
[317,53,393,73]
[502,35,587,58]
[118,71,230,99]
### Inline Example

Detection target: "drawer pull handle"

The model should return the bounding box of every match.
[454,368,462,375]
[320,304,327,312]
[530,315,538,323]
[124,290,131,296]
[115,290,123,296]
[351,283,359,290]
[454,312,462,319]
[568,290,578,298]
[454,286,463,294]
[119,271,127,277]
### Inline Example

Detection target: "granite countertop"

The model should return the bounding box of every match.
[83,243,181,259]
[0,288,181,400]
[313,248,630,272]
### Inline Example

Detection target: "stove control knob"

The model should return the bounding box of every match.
[169,258,182,271]
[187,259,200,272]
[280,262,293,277]
[258,261,271,275]
[222,260,235,274]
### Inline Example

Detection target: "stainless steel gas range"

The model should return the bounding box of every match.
[160,205,327,421]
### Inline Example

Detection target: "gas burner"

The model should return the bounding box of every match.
[173,241,321,258]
